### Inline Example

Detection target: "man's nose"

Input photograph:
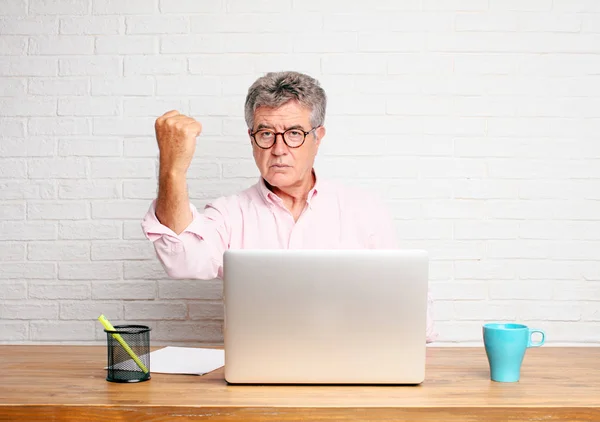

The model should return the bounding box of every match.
[271,133,287,155]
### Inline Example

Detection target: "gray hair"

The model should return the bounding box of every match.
[244,71,327,130]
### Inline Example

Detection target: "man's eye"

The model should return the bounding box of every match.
[260,131,274,137]
[288,130,302,136]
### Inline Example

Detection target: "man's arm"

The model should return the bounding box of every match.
[153,110,202,235]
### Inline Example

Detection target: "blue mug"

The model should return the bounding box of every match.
[483,323,545,383]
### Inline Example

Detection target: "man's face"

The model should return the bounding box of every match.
[249,100,325,190]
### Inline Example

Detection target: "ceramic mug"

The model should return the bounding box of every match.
[483,323,545,383]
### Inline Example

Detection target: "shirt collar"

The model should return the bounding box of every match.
[257,169,320,209]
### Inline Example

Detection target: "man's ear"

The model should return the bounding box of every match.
[315,126,326,146]
[248,128,253,145]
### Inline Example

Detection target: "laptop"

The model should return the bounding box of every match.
[222,249,429,385]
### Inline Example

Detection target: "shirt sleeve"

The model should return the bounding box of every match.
[141,198,231,280]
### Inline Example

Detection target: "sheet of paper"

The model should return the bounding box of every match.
[149,346,224,375]
[106,346,225,375]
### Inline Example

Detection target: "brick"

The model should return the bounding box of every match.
[0,118,26,136]
[30,0,90,14]
[1,138,56,157]
[0,0,27,15]
[294,32,357,53]
[92,241,155,260]
[123,181,157,199]
[60,16,121,34]
[519,301,581,321]
[395,221,453,240]
[29,281,91,299]
[322,54,387,75]
[28,77,89,95]
[28,117,90,136]
[60,301,122,320]
[191,13,321,33]
[154,321,222,342]
[423,0,488,11]
[58,97,120,116]
[27,201,88,220]
[96,35,156,54]
[122,97,189,117]
[455,13,518,31]
[519,13,581,32]
[0,243,26,261]
[123,137,158,157]
[583,303,600,321]
[188,301,223,320]
[0,302,58,320]
[92,281,157,300]
[0,57,58,76]
[188,55,251,75]
[124,261,167,279]
[59,262,121,280]
[58,138,121,157]
[455,260,516,280]
[91,76,154,96]
[0,98,56,117]
[158,279,222,300]
[92,117,156,136]
[0,221,56,240]
[160,35,223,54]
[0,77,26,95]
[92,200,151,219]
[224,33,291,53]
[30,321,95,341]
[227,0,289,12]
[329,94,386,116]
[454,221,520,240]
[0,16,58,34]
[28,241,90,261]
[90,158,155,178]
[159,0,221,13]
[221,161,259,178]
[93,0,157,14]
[0,263,56,279]
[0,322,28,341]
[28,158,87,179]
[431,281,487,301]
[124,56,187,76]
[189,96,244,117]
[455,301,518,321]
[454,179,519,200]
[490,0,551,10]
[59,221,121,240]
[0,35,27,54]
[123,221,146,240]
[0,202,25,220]
[29,36,94,55]
[0,281,27,299]
[124,301,186,320]
[59,57,121,76]
[490,280,552,300]
[59,180,120,199]
[0,159,26,178]
[126,16,189,34]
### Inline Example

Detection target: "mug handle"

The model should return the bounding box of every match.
[528,329,545,347]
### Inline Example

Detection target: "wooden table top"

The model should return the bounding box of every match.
[1,346,599,421]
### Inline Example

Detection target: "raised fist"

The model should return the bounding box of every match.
[154,110,202,175]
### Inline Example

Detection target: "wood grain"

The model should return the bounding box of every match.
[1,346,599,421]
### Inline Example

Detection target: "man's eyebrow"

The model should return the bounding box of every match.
[255,123,305,130]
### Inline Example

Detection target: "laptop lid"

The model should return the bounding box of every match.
[223,249,429,384]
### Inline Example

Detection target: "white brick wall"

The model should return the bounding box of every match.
[1,0,599,346]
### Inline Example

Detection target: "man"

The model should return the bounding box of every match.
[142,71,435,342]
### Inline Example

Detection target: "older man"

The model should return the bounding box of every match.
[142,71,435,342]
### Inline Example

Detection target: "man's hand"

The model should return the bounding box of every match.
[155,110,202,176]
[154,110,201,234]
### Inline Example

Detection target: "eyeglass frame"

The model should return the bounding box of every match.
[249,126,320,149]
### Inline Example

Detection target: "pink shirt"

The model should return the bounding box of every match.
[142,175,436,342]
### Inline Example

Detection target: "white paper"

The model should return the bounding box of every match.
[149,346,225,375]
[106,346,225,375]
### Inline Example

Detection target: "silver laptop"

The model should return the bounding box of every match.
[223,249,429,384]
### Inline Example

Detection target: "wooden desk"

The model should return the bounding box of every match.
[0,346,599,421]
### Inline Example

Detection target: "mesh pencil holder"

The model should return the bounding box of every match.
[104,325,151,383]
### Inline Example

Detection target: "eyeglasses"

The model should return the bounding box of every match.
[250,127,318,149]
